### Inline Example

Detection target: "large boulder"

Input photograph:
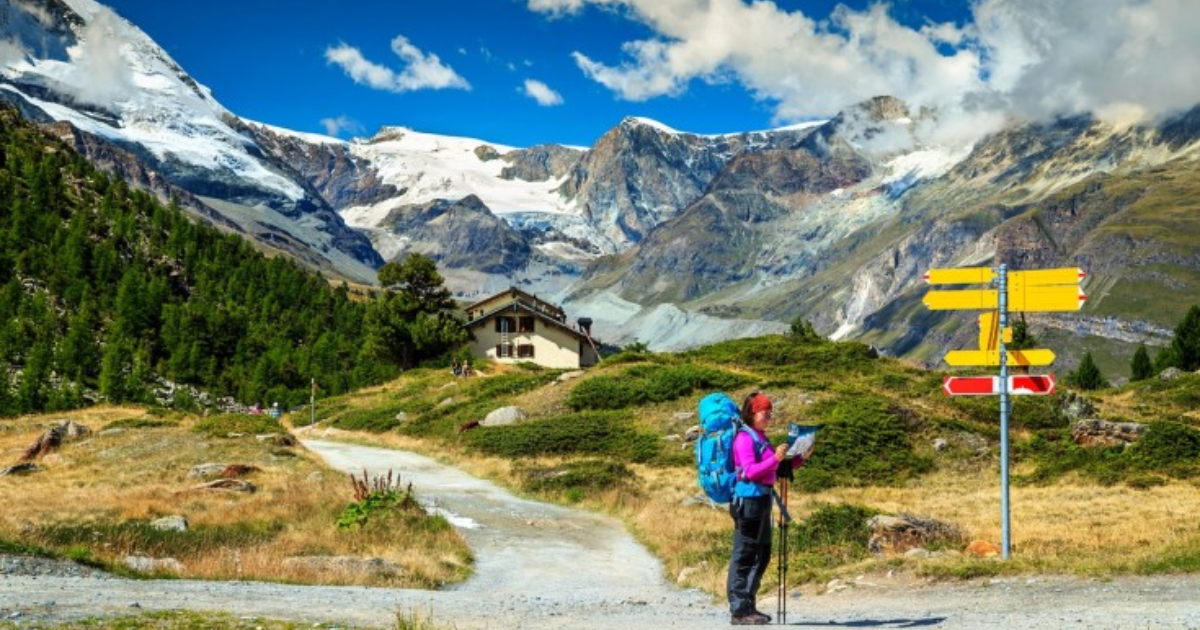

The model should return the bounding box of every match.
[1070,419,1147,447]
[150,515,188,532]
[867,514,964,557]
[481,406,527,427]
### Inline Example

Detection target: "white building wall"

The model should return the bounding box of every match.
[469,318,584,369]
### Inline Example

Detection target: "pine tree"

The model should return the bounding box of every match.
[1070,352,1106,391]
[1130,345,1153,382]
[1168,305,1200,372]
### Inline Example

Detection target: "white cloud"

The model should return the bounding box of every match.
[522,79,564,106]
[320,115,364,137]
[326,35,470,93]
[526,0,1200,143]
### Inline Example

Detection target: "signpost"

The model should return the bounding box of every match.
[923,264,1087,559]
[943,375,1056,396]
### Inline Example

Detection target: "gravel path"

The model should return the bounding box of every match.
[3,440,1200,629]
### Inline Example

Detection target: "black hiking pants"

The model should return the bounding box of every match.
[727,495,773,615]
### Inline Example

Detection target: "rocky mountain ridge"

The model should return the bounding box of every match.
[2,0,1199,372]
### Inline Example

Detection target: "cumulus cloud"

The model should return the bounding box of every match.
[320,115,364,137]
[522,78,564,106]
[526,0,1200,142]
[326,35,470,93]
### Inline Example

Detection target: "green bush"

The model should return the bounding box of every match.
[192,414,282,438]
[566,364,751,411]
[470,371,561,400]
[517,459,640,500]
[336,488,420,530]
[791,503,879,553]
[465,411,661,462]
[331,405,408,433]
[102,417,179,430]
[1129,421,1200,477]
[795,397,933,491]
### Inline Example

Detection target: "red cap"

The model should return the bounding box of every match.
[750,393,773,414]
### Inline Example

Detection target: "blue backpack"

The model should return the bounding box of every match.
[696,392,751,503]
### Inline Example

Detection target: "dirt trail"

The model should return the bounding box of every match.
[3,439,1200,629]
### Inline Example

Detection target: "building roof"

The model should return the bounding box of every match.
[464,290,597,345]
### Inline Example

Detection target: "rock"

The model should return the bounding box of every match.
[1160,367,1184,381]
[189,479,257,493]
[674,412,696,421]
[98,428,126,436]
[964,540,1002,558]
[282,556,404,578]
[684,425,703,443]
[219,464,260,478]
[189,463,229,478]
[661,434,681,441]
[150,516,188,532]
[557,370,585,382]
[255,433,297,447]
[826,578,851,593]
[933,438,949,452]
[124,555,185,574]
[1070,419,1147,447]
[481,406,527,427]
[867,514,964,557]
[18,421,91,462]
[394,411,408,423]
[676,566,700,584]
[1059,391,1097,421]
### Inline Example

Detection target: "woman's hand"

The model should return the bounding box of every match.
[774,444,788,463]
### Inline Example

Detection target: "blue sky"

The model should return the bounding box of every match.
[102,0,1199,148]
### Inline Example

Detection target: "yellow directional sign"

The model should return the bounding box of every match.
[924,267,996,285]
[1009,267,1086,287]
[1008,285,1087,312]
[924,289,998,310]
[978,312,1013,351]
[944,348,1057,367]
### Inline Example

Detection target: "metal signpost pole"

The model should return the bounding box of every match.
[310,378,316,427]
[998,264,1011,560]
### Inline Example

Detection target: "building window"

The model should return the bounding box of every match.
[517,344,535,358]
[494,317,516,333]
[518,316,535,333]
[496,343,515,358]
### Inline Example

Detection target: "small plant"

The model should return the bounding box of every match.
[192,413,282,438]
[337,470,418,529]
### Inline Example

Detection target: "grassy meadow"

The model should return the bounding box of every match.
[3,332,1200,604]
[0,406,471,588]
[299,334,1200,595]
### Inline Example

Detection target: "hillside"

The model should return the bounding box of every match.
[306,333,1200,594]
[0,108,394,416]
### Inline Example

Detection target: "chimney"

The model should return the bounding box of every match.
[577,317,593,335]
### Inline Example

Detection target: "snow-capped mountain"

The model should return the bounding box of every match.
[4,0,1200,371]
[0,0,382,282]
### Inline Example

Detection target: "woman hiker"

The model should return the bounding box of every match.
[727,392,796,626]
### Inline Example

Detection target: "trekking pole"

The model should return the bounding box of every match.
[779,477,788,625]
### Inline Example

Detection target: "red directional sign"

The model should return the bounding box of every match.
[943,375,1056,396]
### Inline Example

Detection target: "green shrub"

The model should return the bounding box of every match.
[566,364,751,411]
[470,371,561,400]
[192,414,282,438]
[794,397,933,491]
[1129,421,1200,477]
[465,411,661,462]
[791,503,879,553]
[102,417,179,430]
[517,459,640,500]
[331,405,408,433]
[336,488,420,530]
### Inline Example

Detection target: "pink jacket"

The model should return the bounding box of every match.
[732,428,780,486]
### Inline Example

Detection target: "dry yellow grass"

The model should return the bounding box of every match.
[0,407,471,588]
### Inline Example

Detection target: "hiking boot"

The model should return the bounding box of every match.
[752,609,772,623]
[730,611,769,625]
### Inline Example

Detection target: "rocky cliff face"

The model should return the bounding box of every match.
[500,144,583,182]
[379,195,531,275]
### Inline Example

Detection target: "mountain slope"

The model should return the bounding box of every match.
[0,0,382,282]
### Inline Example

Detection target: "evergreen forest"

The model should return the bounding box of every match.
[0,109,402,416]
